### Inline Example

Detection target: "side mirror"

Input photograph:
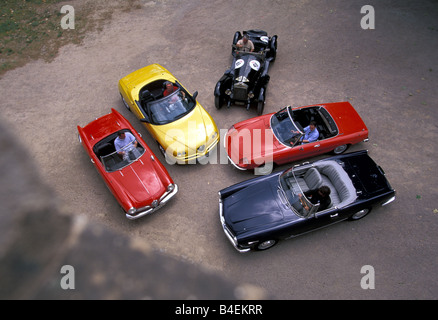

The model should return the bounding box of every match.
[192,91,198,100]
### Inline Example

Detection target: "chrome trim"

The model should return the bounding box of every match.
[172,135,220,163]
[227,155,248,171]
[224,130,248,171]
[381,195,395,206]
[125,184,178,220]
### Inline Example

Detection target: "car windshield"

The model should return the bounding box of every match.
[278,167,319,218]
[270,106,303,147]
[101,140,145,172]
[148,88,195,125]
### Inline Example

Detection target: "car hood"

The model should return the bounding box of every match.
[234,54,263,84]
[223,177,286,235]
[153,104,217,152]
[109,159,165,209]
[226,114,281,166]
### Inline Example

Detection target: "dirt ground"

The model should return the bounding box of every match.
[1,0,437,299]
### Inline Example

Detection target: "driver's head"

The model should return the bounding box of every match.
[164,81,173,92]
[242,34,249,44]
[318,186,331,198]
[117,130,126,138]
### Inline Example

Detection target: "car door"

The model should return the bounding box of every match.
[285,140,322,163]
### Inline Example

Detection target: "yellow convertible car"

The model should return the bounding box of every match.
[118,64,219,164]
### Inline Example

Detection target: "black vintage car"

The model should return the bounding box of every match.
[214,30,278,115]
[219,150,396,252]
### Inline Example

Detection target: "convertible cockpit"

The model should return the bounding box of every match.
[93,130,145,172]
[279,160,357,217]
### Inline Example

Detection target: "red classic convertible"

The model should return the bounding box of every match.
[77,108,178,220]
[225,102,369,174]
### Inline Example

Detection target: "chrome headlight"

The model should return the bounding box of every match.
[167,184,175,192]
[128,207,137,215]
[151,200,159,208]
[248,91,254,99]
[225,89,232,95]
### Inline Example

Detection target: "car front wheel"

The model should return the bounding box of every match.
[215,95,223,109]
[120,94,130,111]
[256,240,277,251]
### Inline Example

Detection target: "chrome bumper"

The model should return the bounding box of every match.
[381,195,395,206]
[125,184,179,220]
[223,132,247,171]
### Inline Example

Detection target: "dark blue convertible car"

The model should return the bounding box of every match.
[219,150,395,252]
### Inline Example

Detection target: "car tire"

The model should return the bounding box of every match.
[157,142,172,164]
[257,100,264,115]
[349,208,372,220]
[215,95,223,110]
[232,31,241,55]
[256,240,277,251]
[120,94,131,111]
[254,162,274,176]
[270,35,278,61]
[333,144,348,154]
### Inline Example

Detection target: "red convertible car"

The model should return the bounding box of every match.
[77,108,178,220]
[225,102,369,174]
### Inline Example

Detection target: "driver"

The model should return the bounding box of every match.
[299,186,331,212]
[163,81,178,97]
[163,81,185,103]
[301,121,319,143]
[236,34,254,52]
[114,130,141,161]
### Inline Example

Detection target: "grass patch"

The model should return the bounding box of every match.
[0,0,140,77]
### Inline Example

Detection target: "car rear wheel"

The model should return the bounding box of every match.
[349,208,372,220]
[256,240,277,251]
[257,100,264,115]
[333,144,348,154]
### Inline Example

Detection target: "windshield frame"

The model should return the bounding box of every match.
[147,88,196,125]
[270,106,303,148]
[101,140,145,173]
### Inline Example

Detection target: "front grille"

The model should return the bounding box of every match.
[233,83,248,100]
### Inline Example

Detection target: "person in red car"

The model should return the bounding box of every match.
[301,121,319,143]
[114,130,140,161]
